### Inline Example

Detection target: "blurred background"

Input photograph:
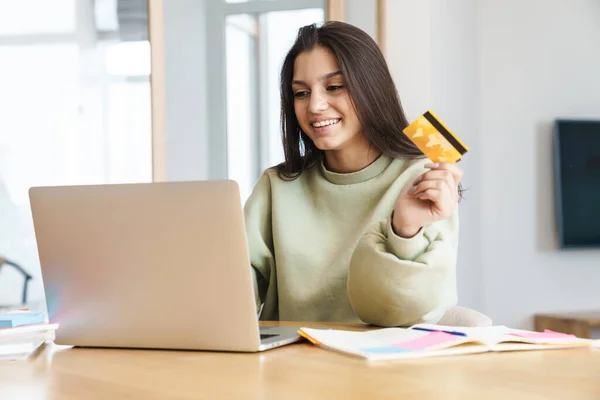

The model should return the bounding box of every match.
[1,0,599,333]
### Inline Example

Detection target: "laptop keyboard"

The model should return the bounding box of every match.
[260,333,278,340]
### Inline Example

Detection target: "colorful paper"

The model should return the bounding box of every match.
[392,331,459,350]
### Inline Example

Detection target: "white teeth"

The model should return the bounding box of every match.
[312,119,340,128]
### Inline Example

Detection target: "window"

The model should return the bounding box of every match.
[0,1,151,310]
[226,14,258,203]
[262,9,325,171]
[0,0,76,35]
[209,0,325,202]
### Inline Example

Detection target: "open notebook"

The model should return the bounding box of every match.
[298,323,593,362]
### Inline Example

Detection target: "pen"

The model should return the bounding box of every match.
[412,327,467,337]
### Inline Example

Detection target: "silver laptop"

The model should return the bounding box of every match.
[28,180,301,352]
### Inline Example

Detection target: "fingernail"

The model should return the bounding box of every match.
[425,163,439,168]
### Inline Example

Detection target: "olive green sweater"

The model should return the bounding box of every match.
[243,155,458,327]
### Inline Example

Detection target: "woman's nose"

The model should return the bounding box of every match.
[309,92,328,113]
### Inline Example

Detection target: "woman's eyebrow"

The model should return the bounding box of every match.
[292,71,342,85]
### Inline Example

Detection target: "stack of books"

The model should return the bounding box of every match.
[0,309,58,361]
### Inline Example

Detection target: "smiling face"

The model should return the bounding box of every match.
[291,45,370,156]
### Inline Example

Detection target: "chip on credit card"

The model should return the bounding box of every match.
[402,110,469,163]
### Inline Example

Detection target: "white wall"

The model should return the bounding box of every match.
[162,0,210,182]
[431,0,482,312]
[479,0,600,328]
[385,0,482,311]
[345,0,377,40]
[386,0,600,328]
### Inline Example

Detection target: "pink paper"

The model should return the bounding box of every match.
[508,329,575,339]
[393,331,460,350]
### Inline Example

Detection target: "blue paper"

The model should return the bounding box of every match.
[0,312,45,328]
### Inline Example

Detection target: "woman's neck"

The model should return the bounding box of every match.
[324,147,382,173]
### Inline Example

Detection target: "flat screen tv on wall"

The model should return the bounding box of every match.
[553,119,600,249]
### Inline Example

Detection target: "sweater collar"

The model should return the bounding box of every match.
[319,153,393,185]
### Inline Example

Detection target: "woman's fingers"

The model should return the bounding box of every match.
[412,179,447,197]
[413,169,456,197]
[414,169,455,186]
[424,162,464,184]
[413,184,456,218]
[415,188,444,203]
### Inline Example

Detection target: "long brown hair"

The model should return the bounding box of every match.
[277,21,424,179]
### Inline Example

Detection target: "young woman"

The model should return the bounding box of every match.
[244,21,463,327]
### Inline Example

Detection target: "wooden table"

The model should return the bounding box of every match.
[1,321,599,400]
[535,311,600,338]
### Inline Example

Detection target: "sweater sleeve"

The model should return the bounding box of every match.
[243,171,275,314]
[347,208,459,327]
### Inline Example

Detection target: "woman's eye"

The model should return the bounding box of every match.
[327,85,343,91]
[294,91,309,98]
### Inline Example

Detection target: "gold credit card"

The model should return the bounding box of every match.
[402,110,469,163]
